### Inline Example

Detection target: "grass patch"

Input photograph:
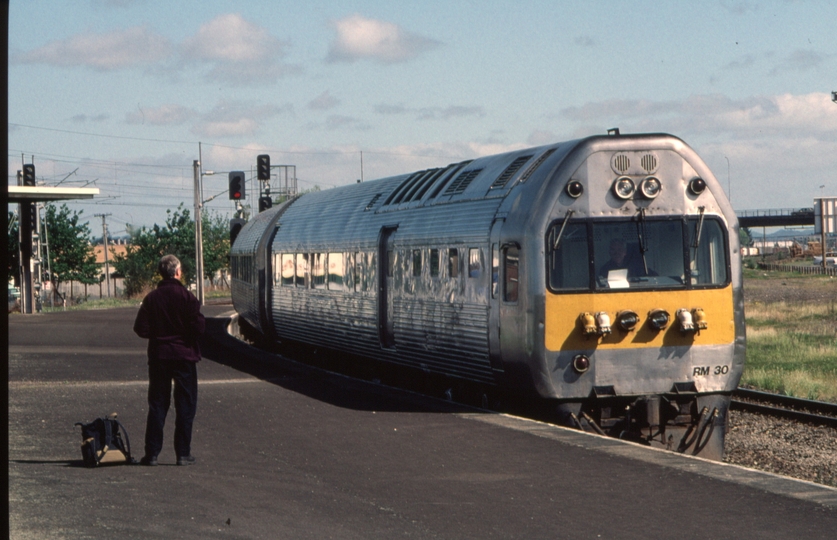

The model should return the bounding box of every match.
[40,297,142,312]
[743,287,837,403]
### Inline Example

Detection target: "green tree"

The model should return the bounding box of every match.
[202,211,231,286]
[739,227,753,247]
[44,204,100,293]
[113,205,197,297]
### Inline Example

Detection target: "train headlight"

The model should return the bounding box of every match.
[688,177,706,196]
[647,308,670,331]
[613,176,635,200]
[640,176,662,199]
[616,310,639,331]
[692,307,708,330]
[566,181,584,198]
[572,354,590,374]
[677,308,695,332]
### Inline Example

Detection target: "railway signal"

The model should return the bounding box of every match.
[257,154,270,181]
[22,164,36,186]
[259,196,272,212]
[229,171,245,200]
[230,217,245,245]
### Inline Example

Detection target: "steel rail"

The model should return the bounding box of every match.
[731,388,837,428]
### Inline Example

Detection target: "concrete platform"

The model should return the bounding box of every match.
[9,305,837,539]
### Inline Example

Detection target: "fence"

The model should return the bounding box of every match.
[757,263,837,276]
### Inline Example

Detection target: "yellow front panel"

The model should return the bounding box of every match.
[545,286,735,351]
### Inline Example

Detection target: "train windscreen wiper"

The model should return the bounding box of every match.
[635,208,649,275]
[552,210,574,250]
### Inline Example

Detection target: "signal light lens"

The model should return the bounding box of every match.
[640,176,662,199]
[566,181,584,198]
[688,177,706,196]
[613,176,635,200]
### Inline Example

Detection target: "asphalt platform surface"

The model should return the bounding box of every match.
[9,303,837,539]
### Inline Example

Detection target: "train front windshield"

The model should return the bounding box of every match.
[547,217,729,291]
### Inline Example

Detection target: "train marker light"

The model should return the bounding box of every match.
[677,308,695,332]
[616,310,639,331]
[566,181,584,198]
[640,176,662,199]
[613,176,635,200]
[595,311,612,335]
[647,308,670,331]
[692,307,708,330]
[572,354,590,374]
[688,177,706,196]
[579,312,597,336]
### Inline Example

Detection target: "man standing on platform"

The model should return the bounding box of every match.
[133,254,205,466]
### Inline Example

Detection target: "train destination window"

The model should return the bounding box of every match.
[430,249,440,277]
[281,253,294,286]
[328,252,344,291]
[412,249,422,277]
[312,253,326,289]
[503,246,519,302]
[449,249,459,278]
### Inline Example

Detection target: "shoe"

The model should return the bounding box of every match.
[176,455,196,466]
[139,455,158,466]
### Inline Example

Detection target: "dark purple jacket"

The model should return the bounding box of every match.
[133,278,205,363]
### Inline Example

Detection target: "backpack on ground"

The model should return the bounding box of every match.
[75,413,136,467]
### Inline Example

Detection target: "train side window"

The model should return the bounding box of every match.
[281,253,294,286]
[468,248,481,278]
[689,218,728,286]
[503,246,520,303]
[412,249,422,277]
[430,249,440,277]
[296,253,308,287]
[364,252,376,292]
[328,252,344,291]
[548,222,589,291]
[448,248,459,278]
[346,253,356,292]
[491,243,499,298]
[312,253,326,289]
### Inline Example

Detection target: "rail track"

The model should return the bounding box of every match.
[731,388,837,428]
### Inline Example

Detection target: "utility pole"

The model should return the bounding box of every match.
[94,213,112,297]
[193,159,204,305]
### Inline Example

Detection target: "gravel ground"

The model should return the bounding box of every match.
[744,273,837,303]
[725,409,837,488]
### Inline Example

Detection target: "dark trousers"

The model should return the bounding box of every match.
[145,359,198,458]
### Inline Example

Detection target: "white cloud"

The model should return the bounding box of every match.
[16,25,172,70]
[308,91,341,111]
[327,14,440,64]
[375,103,485,121]
[180,13,297,84]
[190,100,291,138]
[126,104,197,126]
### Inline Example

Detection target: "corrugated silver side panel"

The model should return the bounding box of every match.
[231,206,282,331]
[270,289,493,383]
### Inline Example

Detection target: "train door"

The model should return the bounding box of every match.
[377,225,398,349]
[488,218,505,372]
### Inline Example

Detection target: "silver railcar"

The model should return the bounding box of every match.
[231,132,744,460]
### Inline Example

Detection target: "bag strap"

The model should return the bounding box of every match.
[114,419,133,459]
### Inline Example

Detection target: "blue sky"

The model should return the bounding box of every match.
[8,0,837,232]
